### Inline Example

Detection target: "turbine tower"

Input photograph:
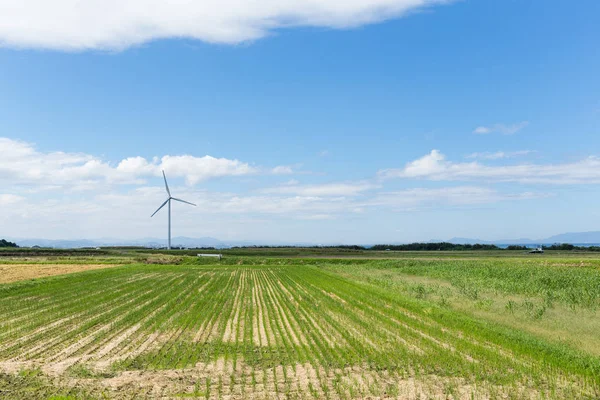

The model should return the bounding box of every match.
[151,170,196,250]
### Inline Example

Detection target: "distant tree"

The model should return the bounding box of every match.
[231,245,367,250]
[370,242,498,251]
[506,245,528,250]
[546,243,576,251]
[0,239,18,248]
[543,243,600,251]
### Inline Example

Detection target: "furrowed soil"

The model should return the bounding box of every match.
[0,258,599,399]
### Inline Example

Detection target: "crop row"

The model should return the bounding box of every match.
[0,263,598,398]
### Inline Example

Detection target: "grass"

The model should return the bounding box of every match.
[321,258,600,356]
[0,250,599,398]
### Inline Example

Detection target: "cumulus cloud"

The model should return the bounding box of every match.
[473,121,529,135]
[466,150,535,160]
[0,137,264,188]
[0,0,453,51]
[378,149,600,184]
[161,155,257,185]
[0,137,559,240]
[116,157,157,175]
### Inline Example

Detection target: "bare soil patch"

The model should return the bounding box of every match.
[0,263,123,284]
[0,359,540,400]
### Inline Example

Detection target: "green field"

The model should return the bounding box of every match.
[1,249,600,399]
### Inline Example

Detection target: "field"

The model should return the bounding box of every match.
[1,249,600,399]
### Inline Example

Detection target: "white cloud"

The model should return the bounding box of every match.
[109,187,348,216]
[466,150,535,160]
[368,187,545,209]
[160,155,257,185]
[473,126,491,135]
[0,194,24,205]
[271,165,294,175]
[0,137,266,188]
[203,185,538,215]
[298,214,336,220]
[379,149,600,184]
[0,0,453,51]
[0,138,560,240]
[2,184,540,239]
[473,121,529,135]
[116,157,156,175]
[261,181,379,196]
[393,149,447,178]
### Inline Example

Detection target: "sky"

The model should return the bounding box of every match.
[1,0,599,244]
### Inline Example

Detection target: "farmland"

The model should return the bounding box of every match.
[1,249,600,398]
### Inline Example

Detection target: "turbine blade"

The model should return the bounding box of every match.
[162,170,171,197]
[171,197,196,207]
[151,198,170,217]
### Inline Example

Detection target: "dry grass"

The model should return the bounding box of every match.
[0,263,123,284]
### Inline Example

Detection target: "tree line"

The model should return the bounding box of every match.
[0,239,18,248]
[544,243,600,251]
[369,243,500,251]
[230,243,600,251]
[232,243,501,251]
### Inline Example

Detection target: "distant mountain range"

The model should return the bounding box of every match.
[6,236,235,249]
[4,231,600,249]
[5,236,323,249]
[447,231,600,245]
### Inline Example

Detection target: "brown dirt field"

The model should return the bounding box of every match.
[0,263,123,284]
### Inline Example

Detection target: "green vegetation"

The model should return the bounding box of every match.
[220,242,600,251]
[0,239,17,248]
[0,249,599,398]
[545,243,600,251]
[320,258,600,308]
[370,242,500,250]
[506,245,529,250]
[321,257,600,356]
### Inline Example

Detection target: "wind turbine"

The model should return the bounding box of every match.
[151,170,196,249]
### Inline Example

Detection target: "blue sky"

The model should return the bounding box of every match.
[1,0,599,243]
